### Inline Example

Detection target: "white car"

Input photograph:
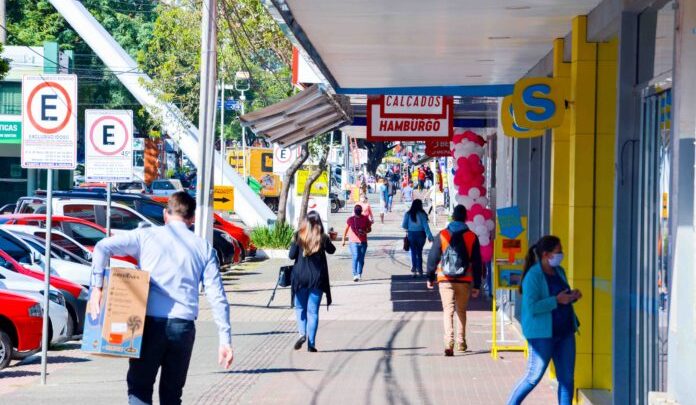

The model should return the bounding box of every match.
[3,230,92,288]
[149,179,184,197]
[0,267,71,345]
[0,224,135,269]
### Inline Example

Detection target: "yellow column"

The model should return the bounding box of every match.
[567,15,597,391]
[591,38,617,390]
[550,38,571,246]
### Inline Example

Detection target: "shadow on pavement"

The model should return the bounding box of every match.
[217,367,317,374]
[390,275,491,312]
[319,346,425,353]
[233,331,294,337]
[0,370,40,378]
[18,355,90,366]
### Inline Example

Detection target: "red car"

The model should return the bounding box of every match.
[0,236,88,335]
[0,214,137,266]
[0,290,43,369]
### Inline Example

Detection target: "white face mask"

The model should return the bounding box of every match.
[548,253,564,267]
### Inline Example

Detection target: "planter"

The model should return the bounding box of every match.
[256,249,290,260]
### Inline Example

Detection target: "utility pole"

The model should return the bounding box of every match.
[194,0,217,242]
[240,89,246,180]
[219,77,225,185]
[0,0,6,44]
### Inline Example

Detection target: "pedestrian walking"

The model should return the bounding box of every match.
[378,177,388,223]
[342,204,371,282]
[426,204,482,356]
[418,166,426,190]
[402,199,433,277]
[401,181,414,204]
[357,193,375,224]
[387,179,397,212]
[506,236,581,405]
[289,211,336,353]
[87,191,233,405]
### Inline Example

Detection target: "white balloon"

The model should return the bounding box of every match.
[473,215,485,225]
[468,187,481,199]
[485,219,495,231]
[455,194,467,205]
[479,235,491,246]
[475,225,487,236]
[461,196,475,209]
[476,197,489,207]
[466,221,475,229]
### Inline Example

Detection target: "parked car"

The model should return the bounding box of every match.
[0,230,88,335]
[0,290,43,370]
[4,229,92,288]
[115,181,148,194]
[0,214,137,266]
[0,204,15,214]
[0,267,71,344]
[149,179,184,197]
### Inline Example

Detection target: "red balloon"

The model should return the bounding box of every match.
[480,243,494,262]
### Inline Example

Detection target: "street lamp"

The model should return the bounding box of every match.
[235,71,250,180]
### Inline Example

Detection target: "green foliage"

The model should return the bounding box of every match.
[250,222,294,249]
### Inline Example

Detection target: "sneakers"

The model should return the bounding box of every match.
[457,342,468,352]
[294,336,307,350]
[307,346,318,353]
[353,275,359,282]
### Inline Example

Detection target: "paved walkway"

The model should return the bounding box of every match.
[0,197,556,404]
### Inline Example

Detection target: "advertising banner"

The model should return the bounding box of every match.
[367,95,453,141]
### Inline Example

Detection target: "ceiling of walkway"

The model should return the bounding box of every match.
[275,0,603,91]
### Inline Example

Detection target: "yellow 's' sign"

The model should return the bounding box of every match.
[501,77,566,138]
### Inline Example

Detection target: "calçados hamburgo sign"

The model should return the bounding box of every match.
[367,95,453,142]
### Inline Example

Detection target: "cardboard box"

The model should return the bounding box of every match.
[81,267,150,358]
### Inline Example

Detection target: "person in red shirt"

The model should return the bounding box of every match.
[418,167,426,190]
[342,205,371,282]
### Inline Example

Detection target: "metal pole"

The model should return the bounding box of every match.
[40,169,53,384]
[220,78,225,185]
[193,0,217,241]
[106,184,112,236]
[0,0,6,44]
[240,90,247,181]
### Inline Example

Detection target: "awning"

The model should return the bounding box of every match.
[239,84,353,147]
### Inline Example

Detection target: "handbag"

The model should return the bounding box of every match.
[278,265,293,287]
[403,235,410,251]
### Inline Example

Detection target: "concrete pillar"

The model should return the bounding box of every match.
[667,0,696,401]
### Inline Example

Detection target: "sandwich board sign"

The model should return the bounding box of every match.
[85,110,134,182]
[21,74,78,169]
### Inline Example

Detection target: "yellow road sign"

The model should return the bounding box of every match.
[213,185,234,211]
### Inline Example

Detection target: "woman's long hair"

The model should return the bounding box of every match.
[297,211,324,256]
[407,199,427,222]
[520,235,561,293]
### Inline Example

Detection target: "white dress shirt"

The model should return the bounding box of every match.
[90,220,232,345]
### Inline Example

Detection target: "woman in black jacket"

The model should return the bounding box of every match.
[289,210,336,352]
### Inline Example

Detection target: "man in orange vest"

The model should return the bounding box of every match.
[426,204,483,356]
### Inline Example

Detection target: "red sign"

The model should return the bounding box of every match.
[367,95,453,142]
[425,140,451,157]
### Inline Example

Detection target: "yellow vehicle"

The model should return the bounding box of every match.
[227,148,282,212]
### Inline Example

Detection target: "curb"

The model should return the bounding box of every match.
[255,249,290,260]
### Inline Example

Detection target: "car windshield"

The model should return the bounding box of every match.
[0,230,32,264]
[22,236,89,265]
[136,201,165,225]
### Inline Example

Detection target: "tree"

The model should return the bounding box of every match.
[359,140,397,175]
[276,144,309,225]
[299,135,331,218]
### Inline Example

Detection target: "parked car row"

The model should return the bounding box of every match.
[0,188,253,370]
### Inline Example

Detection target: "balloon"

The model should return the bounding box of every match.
[455,194,468,205]
[468,187,481,199]
[473,215,485,226]
[478,235,491,246]
[461,196,475,208]
[475,225,488,236]
[466,221,475,229]
[485,219,495,231]
[476,197,489,207]
[480,243,494,262]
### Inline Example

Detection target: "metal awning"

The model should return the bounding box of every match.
[239,84,353,147]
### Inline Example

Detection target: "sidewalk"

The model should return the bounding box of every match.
[0,199,556,404]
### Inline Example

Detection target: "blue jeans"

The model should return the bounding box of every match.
[349,242,368,276]
[127,317,196,405]
[294,288,323,346]
[407,231,427,273]
[507,333,576,405]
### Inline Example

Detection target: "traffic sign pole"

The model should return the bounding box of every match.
[40,169,53,385]
[106,184,112,236]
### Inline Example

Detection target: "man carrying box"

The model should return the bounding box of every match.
[88,191,234,405]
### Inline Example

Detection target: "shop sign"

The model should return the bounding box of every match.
[494,208,528,265]
[425,140,451,157]
[295,168,329,197]
[367,95,453,141]
[501,77,565,138]
[21,74,78,169]
[0,116,22,144]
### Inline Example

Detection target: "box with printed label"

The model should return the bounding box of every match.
[81,267,150,358]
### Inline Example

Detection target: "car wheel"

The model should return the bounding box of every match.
[331,200,339,213]
[65,312,75,341]
[0,330,12,370]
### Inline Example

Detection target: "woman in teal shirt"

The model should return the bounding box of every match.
[507,235,582,405]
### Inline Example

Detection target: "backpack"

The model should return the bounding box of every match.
[441,230,471,277]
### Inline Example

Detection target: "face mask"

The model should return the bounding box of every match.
[548,253,564,267]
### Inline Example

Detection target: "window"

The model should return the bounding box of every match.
[110,207,143,230]
[136,201,165,225]
[62,222,106,246]
[63,204,98,223]
[36,232,83,256]
[153,181,175,190]
[0,232,32,264]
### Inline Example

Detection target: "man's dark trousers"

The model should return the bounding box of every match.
[127,316,196,405]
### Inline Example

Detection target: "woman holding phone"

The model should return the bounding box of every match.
[507,235,582,405]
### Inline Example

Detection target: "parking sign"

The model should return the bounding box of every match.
[273,143,303,174]
[21,75,78,169]
[85,110,134,182]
